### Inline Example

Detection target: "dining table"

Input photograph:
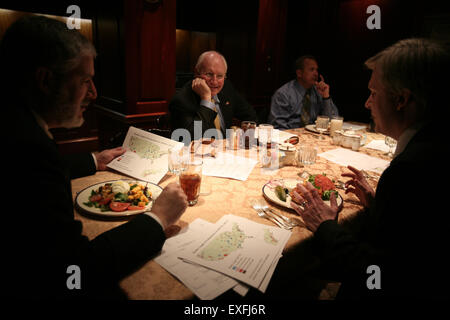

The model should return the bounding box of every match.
[70,123,392,300]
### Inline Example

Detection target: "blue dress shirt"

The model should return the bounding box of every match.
[268,80,339,129]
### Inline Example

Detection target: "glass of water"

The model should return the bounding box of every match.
[315,116,330,140]
[384,136,397,158]
[297,146,317,178]
[258,124,273,147]
[168,146,189,175]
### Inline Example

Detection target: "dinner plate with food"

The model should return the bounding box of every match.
[75,180,163,217]
[262,174,343,210]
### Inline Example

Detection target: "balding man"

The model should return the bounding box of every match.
[169,51,257,139]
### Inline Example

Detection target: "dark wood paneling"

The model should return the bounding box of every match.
[94,0,176,150]
[248,0,288,123]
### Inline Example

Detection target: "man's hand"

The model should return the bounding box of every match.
[314,74,330,99]
[291,182,339,232]
[150,183,188,230]
[192,77,212,101]
[341,166,375,208]
[94,147,126,171]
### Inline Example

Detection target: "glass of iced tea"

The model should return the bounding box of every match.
[179,158,203,206]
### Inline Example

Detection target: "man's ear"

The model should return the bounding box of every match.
[396,89,412,111]
[35,67,53,95]
[296,69,303,79]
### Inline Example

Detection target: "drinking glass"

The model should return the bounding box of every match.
[168,146,189,175]
[241,121,257,149]
[315,116,330,140]
[179,158,203,206]
[258,124,273,147]
[385,136,397,158]
[227,126,241,150]
[297,146,317,179]
[329,116,344,136]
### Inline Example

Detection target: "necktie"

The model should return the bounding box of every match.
[212,99,221,132]
[300,89,311,126]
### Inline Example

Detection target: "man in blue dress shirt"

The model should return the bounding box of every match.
[268,55,339,129]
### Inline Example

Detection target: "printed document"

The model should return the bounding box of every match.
[178,214,291,289]
[107,126,183,183]
[318,147,390,174]
[155,219,238,300]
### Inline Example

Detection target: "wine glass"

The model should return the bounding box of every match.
[384,136,397,158]
[315,116,330,140]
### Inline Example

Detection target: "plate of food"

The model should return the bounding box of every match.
[75,180,163,217]
[262,174,343,210]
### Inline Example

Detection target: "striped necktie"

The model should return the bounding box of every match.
[212,99,221,132]
[300,89,311,126]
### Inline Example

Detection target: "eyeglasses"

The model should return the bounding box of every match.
[201,72,226,81]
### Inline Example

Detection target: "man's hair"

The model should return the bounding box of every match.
[365,38,450,118]
[195,50,228,73]
[295,55,317,71]
[0,15,96,106]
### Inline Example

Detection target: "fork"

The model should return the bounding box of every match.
[255,209,292,230]
[256,201,304,228]
[251,199,296,229]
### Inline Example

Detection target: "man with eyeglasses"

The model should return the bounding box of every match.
[169,51,257,139]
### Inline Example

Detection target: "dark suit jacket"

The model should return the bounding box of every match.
[169,79,258,139]
[2,106,166,299]
[312,122,450,299]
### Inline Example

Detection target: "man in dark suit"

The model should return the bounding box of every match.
[169,51,257,140]
[284,38,450,299]
[1,15,187,299]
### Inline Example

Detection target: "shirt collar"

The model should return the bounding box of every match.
[30,109,54,140]
[393,123,423,158]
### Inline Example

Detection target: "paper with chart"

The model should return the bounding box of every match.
[178,214,291,289]
[107,126,183,183]
[154,219,239,300]
[155,219,238,300]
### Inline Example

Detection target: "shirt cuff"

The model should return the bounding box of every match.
[144,212,165,230]
[200,99,215,111]
[91,153,98,170]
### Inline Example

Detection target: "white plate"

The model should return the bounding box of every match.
[262,179,343,210]
[75,179,163,217]
[305,124,329,135]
